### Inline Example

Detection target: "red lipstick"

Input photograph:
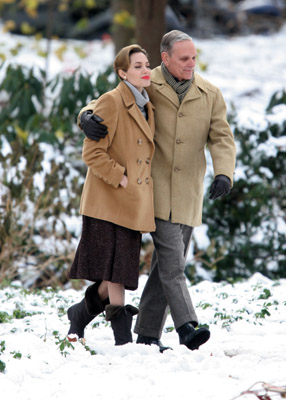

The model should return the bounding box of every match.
[142,76,150,80]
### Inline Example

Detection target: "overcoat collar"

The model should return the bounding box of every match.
[117,81,155,143]
[151,66,208,108]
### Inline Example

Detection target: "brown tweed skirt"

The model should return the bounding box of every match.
[67,216,142,290]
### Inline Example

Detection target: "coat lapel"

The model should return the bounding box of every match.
[181,83,202,105]
[157,84,180,108]
[150,67,179,108]
[118,82,154,143]
[146,101,155,134]
[181,74,204,105]
[151,67,205,108]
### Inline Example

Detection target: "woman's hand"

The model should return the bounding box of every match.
[120,175,128,188]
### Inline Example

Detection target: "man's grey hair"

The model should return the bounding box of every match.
[160,30,193,54]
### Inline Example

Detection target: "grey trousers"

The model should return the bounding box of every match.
[134,218,198,339]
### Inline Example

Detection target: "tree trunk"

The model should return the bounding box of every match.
[135,0,167,68]
[111,0,135,56]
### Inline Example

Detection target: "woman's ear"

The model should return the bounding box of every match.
[118,69,126,80]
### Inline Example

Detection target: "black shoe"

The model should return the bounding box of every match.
[177,323,210,350]
[136,334,172,353]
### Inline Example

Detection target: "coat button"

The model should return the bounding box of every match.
[137,139,143,145]
[174,167,179,172]
[176,139,182,144]
[137,159,142,165]
[145,158,151,164]
[178,112,184,117]
[145,177,149,184]
[137,178,142,184]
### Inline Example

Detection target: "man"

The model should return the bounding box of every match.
[78,30,236,352]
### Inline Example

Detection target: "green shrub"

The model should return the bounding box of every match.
[186,90,286,283]
[1,60,285,287]
[0,63,117,287]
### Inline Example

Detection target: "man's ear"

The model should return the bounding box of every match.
[161,52,169,66]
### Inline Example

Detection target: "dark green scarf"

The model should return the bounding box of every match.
[161,62,193,103]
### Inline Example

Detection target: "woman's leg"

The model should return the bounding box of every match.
[102,281,139,345]
[106,281,125,306]
[98,280,125,305]
[98,280,109,301]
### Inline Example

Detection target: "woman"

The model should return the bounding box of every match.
[67,44,155,346]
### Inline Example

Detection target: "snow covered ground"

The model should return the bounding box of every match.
[1,273,286,400]
[1,23,286,400]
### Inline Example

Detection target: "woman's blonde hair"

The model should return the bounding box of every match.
[113,44,148,79]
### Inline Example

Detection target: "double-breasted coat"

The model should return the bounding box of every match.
[80,67,236,229]
[79,82,156,233]
[146,66,236,227]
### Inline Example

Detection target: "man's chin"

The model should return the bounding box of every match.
[184,72,194,80]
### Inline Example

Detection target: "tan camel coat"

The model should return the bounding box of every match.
[79,82,156,233]
[79,68,236,228]
[146,67,236,227]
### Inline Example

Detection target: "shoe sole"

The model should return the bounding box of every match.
[136,337,172,353]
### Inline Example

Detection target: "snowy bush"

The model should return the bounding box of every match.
[187,90,286,283]
[0,63,117,287]
[1,61,285,287]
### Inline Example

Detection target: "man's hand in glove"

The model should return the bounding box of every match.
[209,175,231,200]
[80,111,108,142]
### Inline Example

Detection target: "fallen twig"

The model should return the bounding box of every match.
[231,381,286,400]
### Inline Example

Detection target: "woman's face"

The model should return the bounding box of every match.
[120,52,151,92]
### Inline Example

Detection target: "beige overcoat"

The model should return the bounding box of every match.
[79,67,236,228]
[146,67,236,227]
[79,82,156,233]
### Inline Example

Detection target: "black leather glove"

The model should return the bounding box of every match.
[209,175,231,200]
[80,110,108,141]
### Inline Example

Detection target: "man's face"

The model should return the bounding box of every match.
[162,40,197,81]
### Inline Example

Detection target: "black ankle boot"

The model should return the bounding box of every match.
[67,299,94,342]
[84,281,109,315]
[105,304,139,345]
[177,323,210,350]
[136,335,172,353]
[67,282,108,342]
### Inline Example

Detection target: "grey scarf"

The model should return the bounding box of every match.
[161,62,193,103]
[124,81,149,119]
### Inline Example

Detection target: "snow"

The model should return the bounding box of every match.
[1,273,286,400]
[1,21,286,400]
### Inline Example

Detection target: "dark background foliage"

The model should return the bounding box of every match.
[0,63,118,287]
[0,0,285,288]
[185,91,286,284]
[0,61,285,288]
